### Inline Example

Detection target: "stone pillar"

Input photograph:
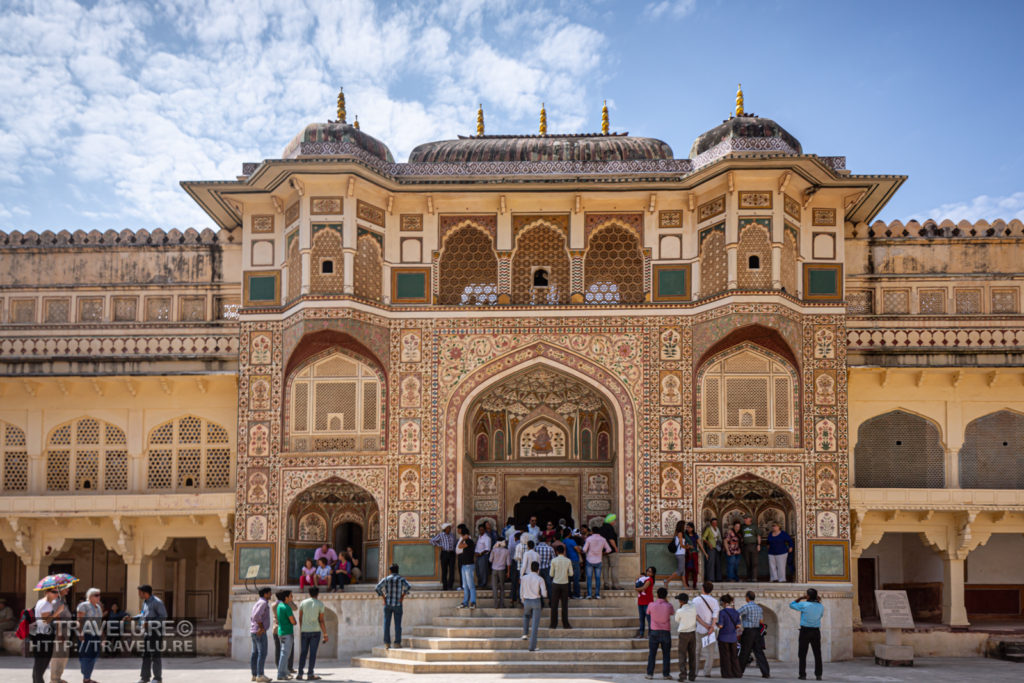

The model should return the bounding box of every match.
[945,448,960,488]
[726,244,738,290]
[849,547,862,627]
[496,251,512,304]
[771,244,782,290]
[342,251,355,294]
[24,561,43,611]
[125,557,152,615]
[569,250,585,303]
[942,553,970,627]
[690,259,701,300]
[300,250,311,295]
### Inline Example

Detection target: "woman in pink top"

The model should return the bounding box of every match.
[581,526,610,599]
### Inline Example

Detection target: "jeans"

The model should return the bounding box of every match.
[298,632,320,677]
[383,604,403,645]
[276,633,293,680]
[274,631,293,671]
[474,552,490,587]
[585,562,602,597]
[636,603,650,635]
[460,564,477,606]
[510,560,520,603]
[726,554,740,581]
[678,631,697,681]
[570,559,581,598]
[140,633,162,682]
[647,629,672,676]
[440,550,456,590]
[539,567,553,605]
[798,626,823,679]
[739,627,770,677]
[79,634,100,678]
[250,632,269,676]
[521,598,542,650]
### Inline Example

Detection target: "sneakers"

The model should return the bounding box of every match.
[469,603,477,609]
[520,634,529,640]
[456,604,468,609]
[256,677,272,683]
[645,676,654,680]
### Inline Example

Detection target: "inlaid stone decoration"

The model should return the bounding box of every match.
[660,464,683,499]
[658,210,683,228]
[399,465,420,500]
[476,474,497,496]
[356,199,385,227]
[662,509,682,535]
[660,371,683,405]
[812,208,836,226]
[588,473,610,495]
[660,417,682,451]
[816,511,838,538]
[400,213,423,231]
[660,327,682,360]
[252,214,274,234]
[247,470,268,503]
[310,197,343,214]
[251,333,272,365]
[813,327,836,359]
[783,194,801,220]
[815,464,838,499]
[814,370,836,406]
[815,418,837,451]
[400,329,422,362]
[285,202,300,226]
[399,419,421,453]
[398,511,420,538]
[698,195,725,222]
[738,191,772,209]
[399,374,421,408]
[248,424,270,457]
[247,515,268,540]
[250,376,271,411]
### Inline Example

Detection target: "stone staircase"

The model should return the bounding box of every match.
[353,593,652,673]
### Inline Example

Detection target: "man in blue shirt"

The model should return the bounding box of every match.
[135,585,167,683]
[561,528,581,599]
[789,588,824,680]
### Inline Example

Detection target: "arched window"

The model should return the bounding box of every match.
[959,410,1024,489]
[354,233,383,302]
[288,352,381,450]
[854,410,944,488]
[46,418,128,492]
[438,225,498,305]
[1,421,28,492]
[699,346,796,448]
[584,224,643,304]
[748,255,760,270]
[310,226,344,294]
[512,222,569,305]
[146,416,231,490]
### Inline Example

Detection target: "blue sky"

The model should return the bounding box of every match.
[2,0,1023,230]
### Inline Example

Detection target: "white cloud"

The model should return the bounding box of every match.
[0,0,609,229]
[643,0,697,20]
[922,192,1024,223]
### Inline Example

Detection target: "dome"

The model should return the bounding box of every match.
[689,115,801,162]
[282,122,394,163]
[408,133,674,163]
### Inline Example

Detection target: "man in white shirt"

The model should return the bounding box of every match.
[32,588,60,683]
[474,523,492,588]
[519,561,548,652]
[694,582,720,678]
[526,516,541,543]
[675,592,698,682]
[520,540,540,578]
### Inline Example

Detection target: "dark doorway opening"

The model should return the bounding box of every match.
[334,522,364,561]
[513,487,573,530]
[858,557,878,620]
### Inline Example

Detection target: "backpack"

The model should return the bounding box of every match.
[667,537,678,553]
[16,607,33,640]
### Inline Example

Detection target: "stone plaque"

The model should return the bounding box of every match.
[875,590,915,629]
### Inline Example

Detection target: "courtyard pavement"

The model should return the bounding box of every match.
[0,655,1019,682]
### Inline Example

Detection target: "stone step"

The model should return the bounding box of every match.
[443,606,624,617]
[351,656,649,674]
[411,625,635,638]
[406,635,648,650]
[371,645,649,662]
[434,615,635,627]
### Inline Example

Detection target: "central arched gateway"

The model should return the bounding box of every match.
[458,360,623,533]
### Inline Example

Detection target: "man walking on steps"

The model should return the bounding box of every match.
[519,561,547,652]
[549,544,573,629]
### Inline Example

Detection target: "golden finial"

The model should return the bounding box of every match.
[353,115,360,130]
[336,86,347,124]
[539,103,547,136]
[601,100,609,135]
[735,83,744,117]
[476,103,484,136]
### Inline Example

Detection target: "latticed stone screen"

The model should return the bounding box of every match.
[737,222,772,290]
[584,225,643,304]
[781,229,798,294]
[354,235,383,302]
[286,233,301,301]
[438,226,498,305]
[959,410,1024,489]
[700,227,727,295]
[146,416,232,490]
[700,348,794,448]
[310,228,344,294]
[854,410,944,488]
[1,421,28,491]
[44,418,128,492]
[846,290,873,315]
[511,224,570,305]
[290,352,381,451]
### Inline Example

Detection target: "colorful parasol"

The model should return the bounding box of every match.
[34,573,79,591]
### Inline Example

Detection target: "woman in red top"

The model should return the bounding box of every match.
[633,566,655,639]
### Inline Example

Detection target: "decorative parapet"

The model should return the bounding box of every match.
[847,325,1024,350]
[0,227,240,248]
[848,218,1024,239]
[0,333,239,360]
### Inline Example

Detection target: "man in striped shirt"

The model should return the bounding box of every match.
[375,564,412,649]
[429,523,456,590]
[737,590,770,678]
[535,540,555,606]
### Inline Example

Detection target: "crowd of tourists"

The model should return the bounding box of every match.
[662,517,796,587]
[636,578,824,681]
[297,544,362,591]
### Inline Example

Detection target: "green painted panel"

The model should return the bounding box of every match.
[248,275,277,301]
[395,271,427,300]
[807,269,838,296]
[657,268,688,298]
[812,544,845,577]
[391,543,435,578]
[365,546,380,582]
[237,547,272,581]
[642,540,679,578]
[288,546,317,581]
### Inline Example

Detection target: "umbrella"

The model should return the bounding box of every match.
[34,573,79,591]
